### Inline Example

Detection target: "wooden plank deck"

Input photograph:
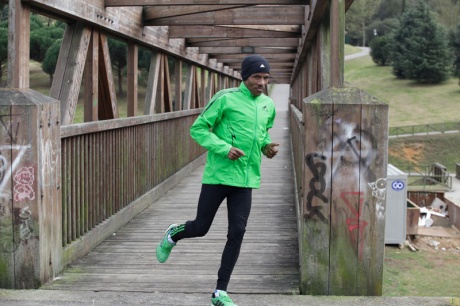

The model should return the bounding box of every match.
[43,85,299,295]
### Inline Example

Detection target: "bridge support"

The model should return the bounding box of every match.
[0,89,62,289]
[300,87,388,295]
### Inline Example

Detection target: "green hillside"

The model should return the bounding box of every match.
[344,52,460,172]
[345,55,460,127]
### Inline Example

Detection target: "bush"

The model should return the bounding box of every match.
[450,24,460,78]
[370,35,392,66]
[42,39,62,83]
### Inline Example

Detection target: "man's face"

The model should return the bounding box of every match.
[244,73,270,96]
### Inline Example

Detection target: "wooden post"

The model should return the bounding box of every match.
[50,22,91,125]
[330,0,345,87]
[144,51,161,115]
[0,89,62,289]
[84,30,99,122]
[174,58,182,111]
[7,0,30,88]
[300,87,388,296]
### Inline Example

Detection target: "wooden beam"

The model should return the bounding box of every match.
[50,22,91,125]
[22,0,234,77]
[192,65,200,108]
[189,37,299,48]
[143,5,247,20]
[291,0,329,85]
[8,0,30,88]
[143,6,305,26]
[213,53,297,61]
[84,29,99,122]
[330,0,345,87]
[200,68,206,108]
[105,0,307,6]
[162,54,173,112]
[174,58,182,111]
[183,64,194,110]
[168,26,300,39]
[144,51,161,115]
[198,46,297,54]
[98,33,119,120]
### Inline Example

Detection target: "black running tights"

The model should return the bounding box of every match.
[171,184,252,291]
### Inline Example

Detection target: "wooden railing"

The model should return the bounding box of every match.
[289,103,304,225]
[60,110,205,247]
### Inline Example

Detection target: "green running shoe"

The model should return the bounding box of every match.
[211,290,238,306]
[156,224,178,263]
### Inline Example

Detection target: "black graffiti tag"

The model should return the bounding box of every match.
[305,153,328,223]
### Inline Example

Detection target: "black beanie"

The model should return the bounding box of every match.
[241,55,270,81]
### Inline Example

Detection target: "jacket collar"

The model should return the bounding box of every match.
[239,82,261,99]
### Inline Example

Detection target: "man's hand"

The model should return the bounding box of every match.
[263,143,279,159]
[228,147,245,160]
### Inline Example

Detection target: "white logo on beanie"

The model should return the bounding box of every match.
[260,64,265,68]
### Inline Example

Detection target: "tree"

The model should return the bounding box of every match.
[374,0,404,20]
[429,0,460,31]
[30,23,64,62]
[346,0,382,46]
[0,4,8,22]
[108,37,127,96]
[450,24,460,81]
[391,1,452,83]
[42,38,62,84]
[370,35,392,66]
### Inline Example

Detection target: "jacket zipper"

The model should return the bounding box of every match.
[245,99,258,187]
[228,123,236,146]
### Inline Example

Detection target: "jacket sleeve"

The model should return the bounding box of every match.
[261,105,276,152]
[190,98,232,157]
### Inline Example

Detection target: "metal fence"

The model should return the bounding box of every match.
[389,122,460,137]
[394,163,452,191]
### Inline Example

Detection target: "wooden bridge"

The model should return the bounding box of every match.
[1,0,389,297]
[41,85,300,294]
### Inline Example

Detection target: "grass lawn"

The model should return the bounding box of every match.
[344,44,363,56]
[384,241,460,297]
[345,55,460,127]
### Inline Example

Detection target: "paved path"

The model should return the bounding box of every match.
[345,47,370,61]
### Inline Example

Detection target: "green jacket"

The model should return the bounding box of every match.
[190,82,276,189]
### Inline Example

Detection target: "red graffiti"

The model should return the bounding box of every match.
[341,191,368,261]
[13,167,35,202]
